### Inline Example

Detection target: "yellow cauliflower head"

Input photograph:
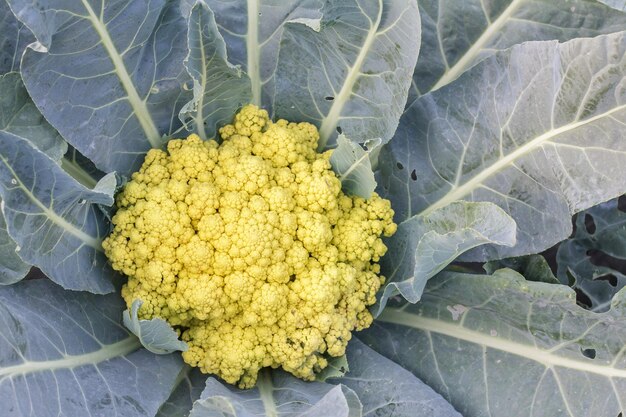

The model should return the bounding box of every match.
[103,104,396,388]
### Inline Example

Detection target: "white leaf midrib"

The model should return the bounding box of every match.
[318,0,384,148]
[420,103,626,217]
[81,0,161,148]
[0,337,141,379]
[258,369,278,417]
[431,0,523,91]
[378,308,626,378]
[0,151,103,251]
[247,0,262,105]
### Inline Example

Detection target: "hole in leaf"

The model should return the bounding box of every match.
[336,126,342,134]
[581,348,596,359]
[396,162,404,170]
[586,249,626,274]
[325,96,334,101]
[595,274,618,287]
[575,288,592,309]
[584,213,596,234]
[618,195,626,212]
[410,169,417,181]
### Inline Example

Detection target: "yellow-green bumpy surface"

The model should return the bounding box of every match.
[103,105,397,388]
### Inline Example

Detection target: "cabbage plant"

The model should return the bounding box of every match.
[1,0,626,416]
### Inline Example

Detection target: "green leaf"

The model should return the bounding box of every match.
[377,201,516,312]
[0,206,29,285]
[597,0,626,11]
[180,1,251,141]
[156,366,208,417]
[190,369,362,417]
[124,299,188,355]
[410,0,626,103]
[0,72,66,162]
[316,354,349,382]
[330,135,379,199]
[0,72,70,284]
[0,278,185,417]
[365,269,626,417]
[485,254,559,284]
[9,0,193,176]
[557,197,626,312]
[380,31,626,262]
[330,338,462,417]
[275,0,421,149]
[0,131,120,293]
[186,0,324,109]
[0,0,34,74]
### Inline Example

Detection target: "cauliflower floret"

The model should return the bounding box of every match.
[103,104,396,388]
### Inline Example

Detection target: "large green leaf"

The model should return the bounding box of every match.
[410,0,626,104]
[9,0,193,176]
[363,269,626,417]
[377,201,516,312]
[180,337,460,417]
[0,0,33,74]
[557,197,626,312]
[156,367,207,417]
[185,0,323,110]
[179,1,251,141]
[330,338,462,417]
[0,72,68,285]
[0,131,120,293]
[275,0,421,149]
[190,370,362,417]
[0,279,185,417]
[0,207,29,285]
[0,72,66,162]
[598,0,626,11]
[379,31,626,265]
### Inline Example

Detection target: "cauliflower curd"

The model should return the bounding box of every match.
[103,105,397,388]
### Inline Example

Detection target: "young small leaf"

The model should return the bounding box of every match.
[180,1,252,141]
[124,299,188,355]
[330,135,379,199]
[377,201,517,313]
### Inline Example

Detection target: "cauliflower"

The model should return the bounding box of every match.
[103,105,397,388]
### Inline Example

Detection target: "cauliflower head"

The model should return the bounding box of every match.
[103,104,396,388]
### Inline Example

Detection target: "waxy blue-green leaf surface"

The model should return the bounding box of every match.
[0,131,119,293]
[180,1,251,141]
[410,0,626,103]
[124,299,189,355]
[557,196,626,312]
[377,201,516,312]
[0,279,185,417]
[380,31,626,264]
[0,0,33,74]
[275,0,421,149]
[330,135,379,199]
[484,254,559,284]
[0,72,68,284]
[10,0,193,176]
[185,0,323,110]
[364,269,626,417]
[156,367,207,417]
[190,370,362,417]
